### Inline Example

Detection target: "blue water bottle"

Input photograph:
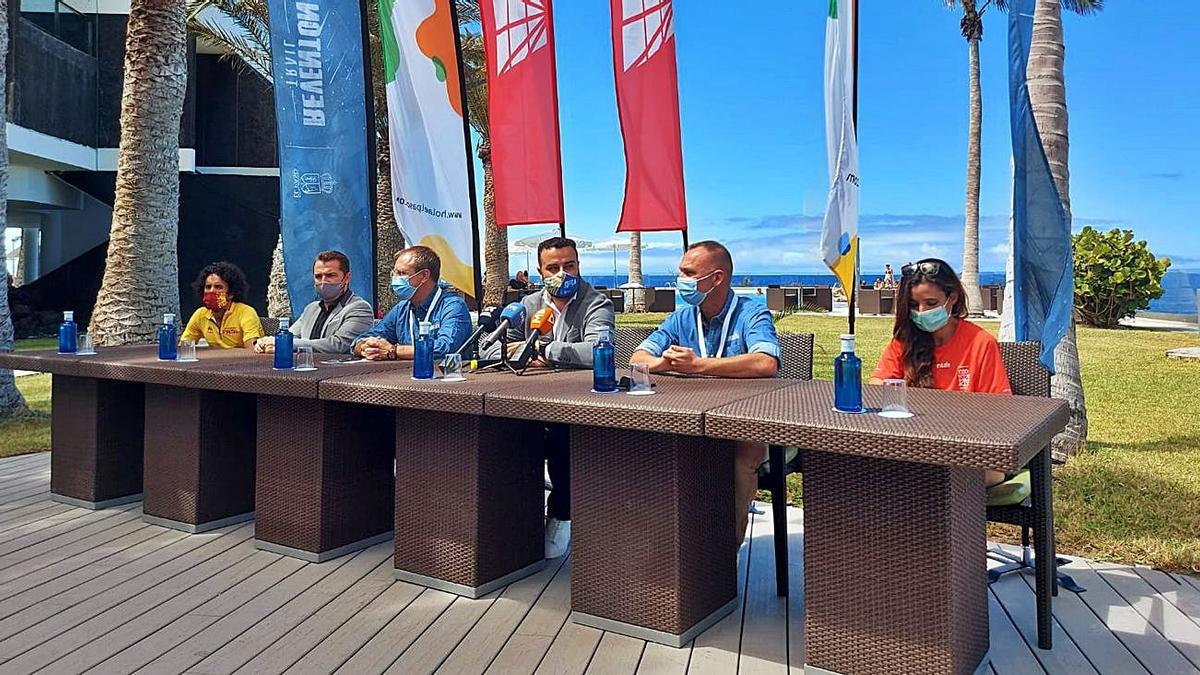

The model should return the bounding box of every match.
[157,313,178,360]
[58,311,78,354]
[413,320,434,379]
[593,328,618,393]
[273,317,294,369]
[834,334,863,413]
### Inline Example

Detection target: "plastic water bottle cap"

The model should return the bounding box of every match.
[163,313,175,324]
[840,334,856,353]
[64,311,74,321]
[279,317,290,330]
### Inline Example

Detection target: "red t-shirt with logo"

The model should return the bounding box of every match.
[872,320,1012,394]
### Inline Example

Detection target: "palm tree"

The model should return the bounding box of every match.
[946,0,989,316]
[997,0,1103,459]
[368,1,404,315]
[627,232,646,312]
[0,0,29,418]
[89,0,187,345]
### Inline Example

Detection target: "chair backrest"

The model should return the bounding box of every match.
[999,341,1049,398]
[777,332,815,381]
[260,317,280,335]
[613,325,814,381]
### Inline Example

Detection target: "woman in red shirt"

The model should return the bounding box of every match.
[869,258,1013,491]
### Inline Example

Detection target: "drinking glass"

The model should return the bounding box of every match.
[441,353,465,381]
[628,363,655,395]
[294,346,316,371]
[878,378,913,418]
[177,339,198,362]
[76,333,96,355]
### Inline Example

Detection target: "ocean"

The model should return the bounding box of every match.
[566,271,1200,317]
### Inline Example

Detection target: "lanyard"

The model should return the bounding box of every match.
[408,287,443,340]
[695,302,735,359]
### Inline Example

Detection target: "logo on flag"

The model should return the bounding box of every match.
[492,0,549,76]
[820,0,859,296]
[621,0,674,71]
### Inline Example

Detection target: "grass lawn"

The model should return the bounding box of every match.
[1,320,1197,572]
[620,312,1200,573]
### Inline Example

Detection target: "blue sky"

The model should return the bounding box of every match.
[479,1,1199,278]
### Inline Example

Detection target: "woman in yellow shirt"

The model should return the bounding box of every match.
[180,262,265,349]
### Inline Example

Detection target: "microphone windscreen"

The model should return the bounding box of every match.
[500,302,526,325]
[529,308,555,334]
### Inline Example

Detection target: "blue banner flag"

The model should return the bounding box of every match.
[1008,0,1073,372]
[267,0,374,314]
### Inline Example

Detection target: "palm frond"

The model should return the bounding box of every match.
[190,14,273,81]
[992,0,1103,15]
[187,0,272,81]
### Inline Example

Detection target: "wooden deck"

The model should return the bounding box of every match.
[1,451,1199,674]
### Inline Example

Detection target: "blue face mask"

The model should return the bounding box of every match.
[910,304,951,332]
[676,271,716,306]
[391,273,422,301]
[543,270,580,299]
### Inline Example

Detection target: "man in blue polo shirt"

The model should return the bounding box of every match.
[353,246,472,361]
[631,240,781,548]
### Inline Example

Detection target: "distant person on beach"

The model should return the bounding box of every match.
[884,264,896,289]
[509,270,530,290]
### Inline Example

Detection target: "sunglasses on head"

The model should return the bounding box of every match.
[901,261,943,279]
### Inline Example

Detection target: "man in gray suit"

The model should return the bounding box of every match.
[254,250,374,354]
[486,237,615,559]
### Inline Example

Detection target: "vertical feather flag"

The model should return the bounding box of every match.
[820,0,860,298]
[379,0,479,297]
[481,0,566,228]
[611,0,687,233]
[1008,0,1073,371]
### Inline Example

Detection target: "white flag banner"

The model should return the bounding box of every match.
[819,0,860,294]
[380,0,477,296]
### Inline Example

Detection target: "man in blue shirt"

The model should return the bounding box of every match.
[353,246,472,361]
[631,240,781,548]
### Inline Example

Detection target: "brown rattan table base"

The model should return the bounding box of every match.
[803,450,989,675]
[254,396,396,562]
[569,425,737,647]
[141,384,256,533]
[50,375,145,509]
[392,409,546,598]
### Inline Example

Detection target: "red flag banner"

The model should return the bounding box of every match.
[481,0,566,227]
[611,0,687,232]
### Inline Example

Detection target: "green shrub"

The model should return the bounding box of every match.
[1073,227,1171,328]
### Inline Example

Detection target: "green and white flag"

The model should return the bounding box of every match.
[820,0,860,296]
[379,0,477,297]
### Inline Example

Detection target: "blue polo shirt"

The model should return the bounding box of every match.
[352,283,472,359]
[636,291,782,366]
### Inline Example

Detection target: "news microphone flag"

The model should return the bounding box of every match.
[378,0,478,296]
[819,0,860,297]
[1007,0,1073,372]
[481,0,566,228]
[611,0,687,233]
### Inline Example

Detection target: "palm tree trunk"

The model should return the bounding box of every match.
[89,0,187,345]
[0,0,29,418]
[375,133,404,316]
[962,36,985,317]
[480,138,508,308]
[627,231,645,312]
[1029,0,1087,459]
[266,235,292,318]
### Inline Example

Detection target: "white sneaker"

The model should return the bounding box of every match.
[545,518,571,559]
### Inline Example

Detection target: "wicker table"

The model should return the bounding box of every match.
[179,355,410,560]
[0,347,153,509]
[484,372,794,646]
[320,365,577,597]
[705,381,1069,675]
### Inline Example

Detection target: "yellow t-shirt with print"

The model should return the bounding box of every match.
[181,302,265,349]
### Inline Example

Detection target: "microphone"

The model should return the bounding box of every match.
[480,302,527,351]
[454,306,502,358]
[514,308,556,366]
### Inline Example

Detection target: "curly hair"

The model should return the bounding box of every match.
[892,258,968,388]
[192,261,250,303]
